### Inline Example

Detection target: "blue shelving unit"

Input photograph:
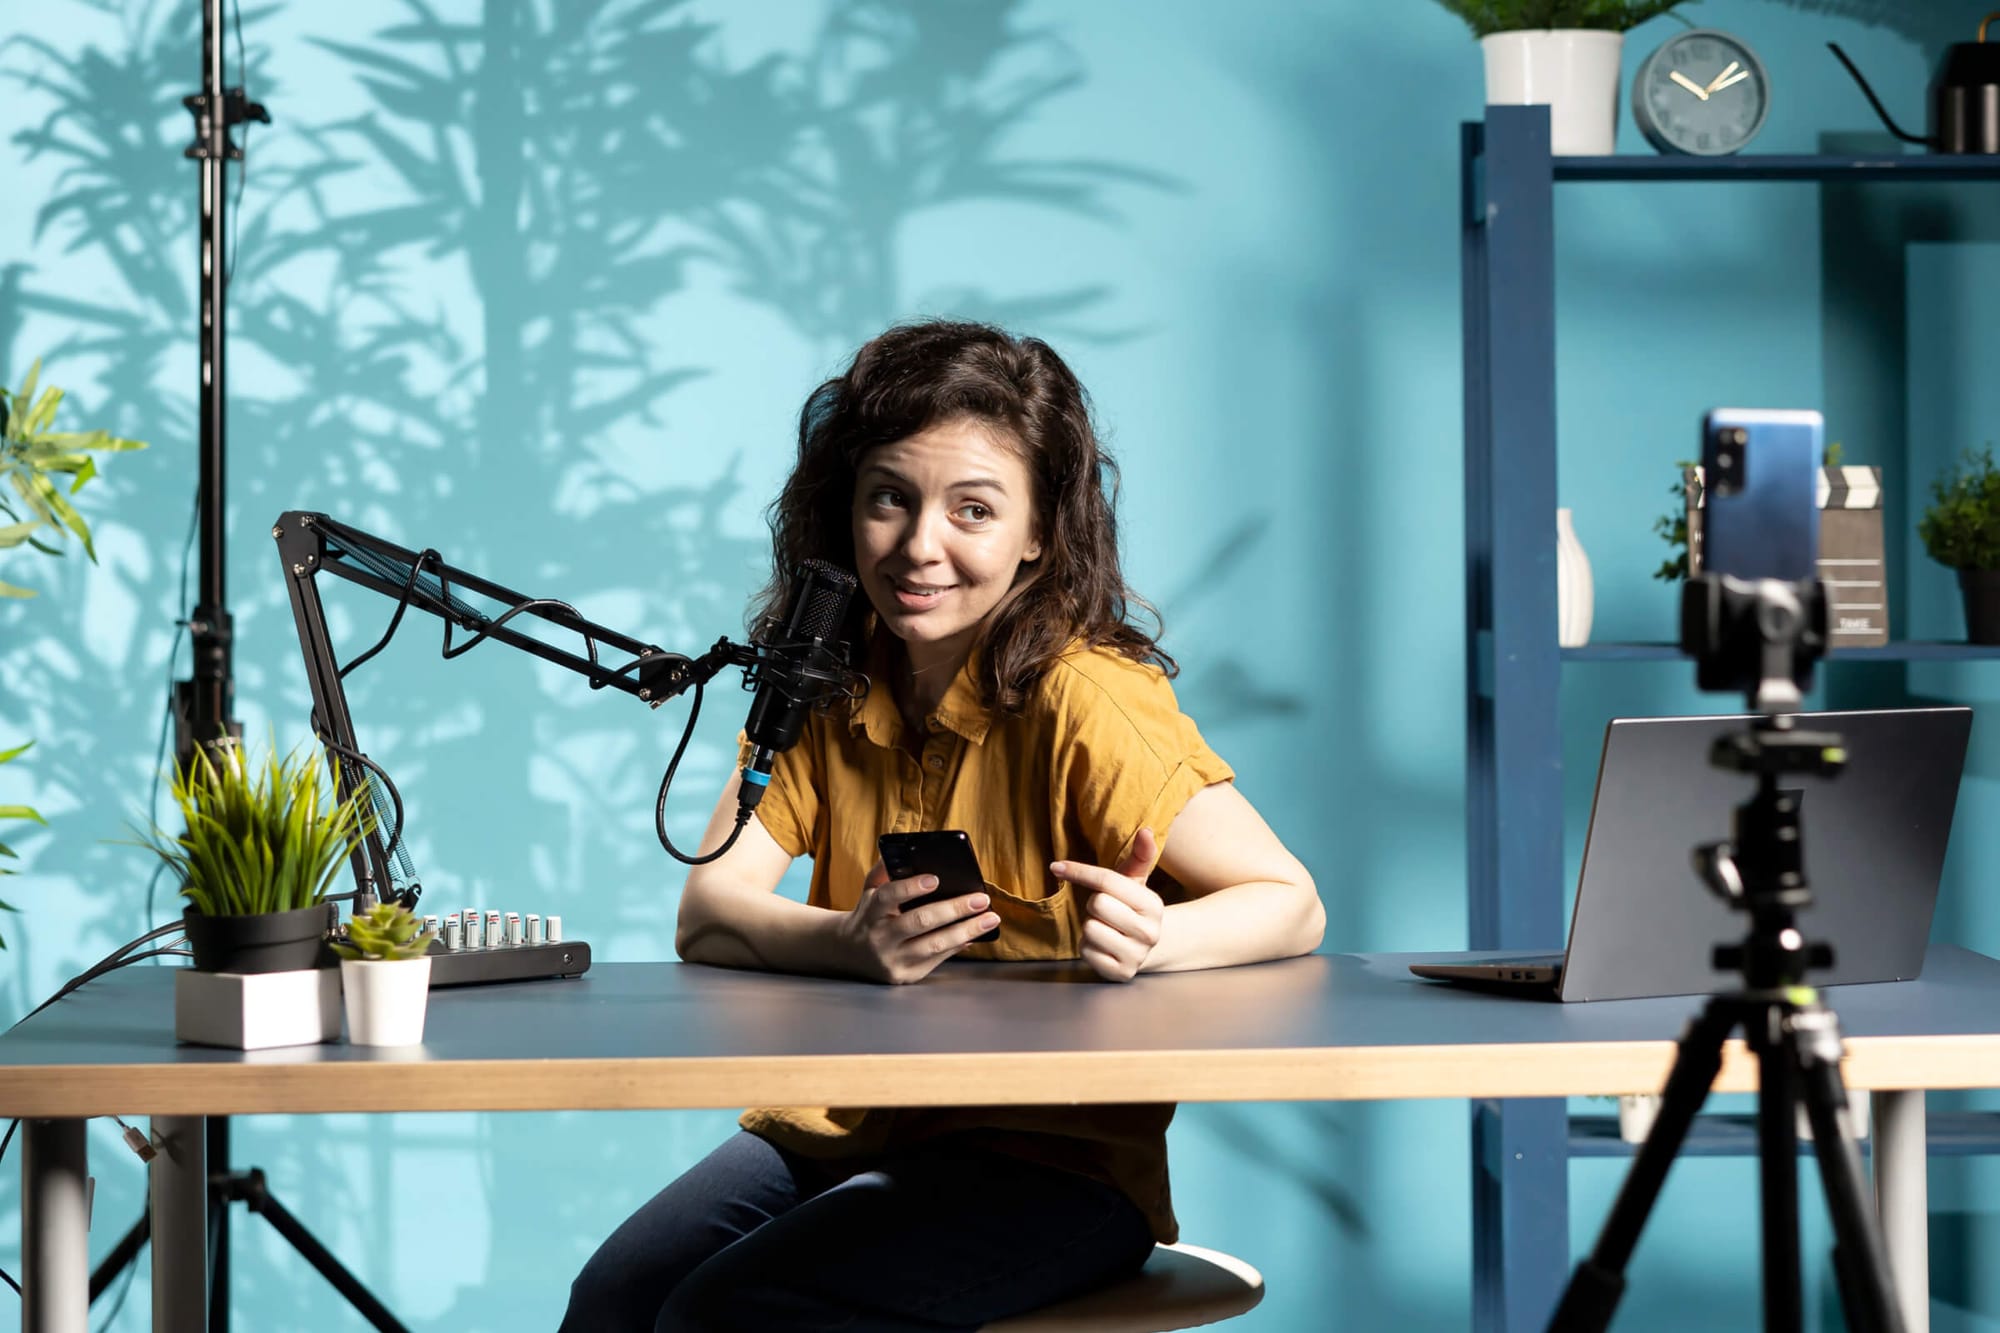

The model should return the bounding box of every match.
[1461,106,2000,1333]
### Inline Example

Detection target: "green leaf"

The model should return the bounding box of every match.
[22,386,63,438]
[0,806,48,824]
[10,360,41,428]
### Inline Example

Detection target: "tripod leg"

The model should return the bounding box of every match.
[236,1172,411,1333]
[208,1117,233,1333]
[89,1212,149,1303]
[1752,1010,1803,1333]
[1549,1002,1737,1333]
[1795,1013,1905,1333]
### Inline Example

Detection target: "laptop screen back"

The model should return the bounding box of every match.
[1557,707,1971,1002]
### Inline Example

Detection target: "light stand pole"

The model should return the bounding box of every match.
[88,5,406,1332]
[176,5,259,1327]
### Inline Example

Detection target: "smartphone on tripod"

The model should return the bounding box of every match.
[1697,407,1821,581]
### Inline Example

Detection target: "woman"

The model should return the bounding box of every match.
[563,320,1321,1332]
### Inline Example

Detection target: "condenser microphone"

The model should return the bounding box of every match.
[737,559,857,814]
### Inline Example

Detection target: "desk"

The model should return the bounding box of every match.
[7,946,2000,1332]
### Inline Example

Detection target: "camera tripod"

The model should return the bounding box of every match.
[1549,715,1905,1333]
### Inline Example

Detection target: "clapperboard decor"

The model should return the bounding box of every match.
[1685,465,1888,647]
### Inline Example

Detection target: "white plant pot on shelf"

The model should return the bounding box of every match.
[340,956,433,1047]
[1481,30,1624,156]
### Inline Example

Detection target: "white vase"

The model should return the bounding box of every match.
[1481,30,1624,156]
[1557,508,1594,648]
[340,956,433,1046]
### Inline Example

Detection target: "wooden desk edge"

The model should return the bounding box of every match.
[2,1034,1994,1117]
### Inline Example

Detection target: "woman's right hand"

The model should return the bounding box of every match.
[837,861,1001,984]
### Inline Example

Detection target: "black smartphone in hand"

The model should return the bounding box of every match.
[877,830,999,944]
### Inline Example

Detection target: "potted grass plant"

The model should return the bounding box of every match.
[1433,0,1693,154]
[134,740,374,1048]
[1918,447,2000,644]
[136,740,374,973]
[333,900,436,1046]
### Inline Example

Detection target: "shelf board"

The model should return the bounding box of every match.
[1551,154,2000,183]
[1563,641,2000,662]
[1571,1110,2000,1158]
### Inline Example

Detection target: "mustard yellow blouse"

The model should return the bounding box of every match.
[736,641,1235,1242]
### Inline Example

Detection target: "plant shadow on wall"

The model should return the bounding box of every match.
[2,0,1298,1325]
[0,2,201,1009]
[1757,1,1983,57]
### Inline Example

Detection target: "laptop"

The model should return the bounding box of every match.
[1411,706,1972,1001]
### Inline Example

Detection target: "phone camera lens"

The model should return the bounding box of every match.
[1726,427,1749,447]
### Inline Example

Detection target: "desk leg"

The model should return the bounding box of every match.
[150,1115,208,1331]
[1871,1090,1927,1333]
[22,1118,88,1333]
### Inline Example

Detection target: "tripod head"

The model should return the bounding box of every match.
[1692,714,1849,989]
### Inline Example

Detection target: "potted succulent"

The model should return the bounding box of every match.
[333,900,435,1046]
[1918,447,2000,644]
[136,741,373,974]
[1433,0,1694,154]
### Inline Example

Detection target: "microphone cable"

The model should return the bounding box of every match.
[321,541,725,865]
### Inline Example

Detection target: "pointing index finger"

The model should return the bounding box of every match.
[1052,859,1151,910]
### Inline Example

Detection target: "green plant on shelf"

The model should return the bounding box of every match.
[1918,447,2000,572]
[333,900,434,962]
[1431,0,1692,38]
[1650,458,1698,582]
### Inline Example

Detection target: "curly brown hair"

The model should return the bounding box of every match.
[752,320,1172,713]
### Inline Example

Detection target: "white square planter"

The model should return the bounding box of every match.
[174,967,342,1050]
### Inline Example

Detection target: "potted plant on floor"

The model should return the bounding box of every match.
[333,900,436,1046]
[1432,0,1693,154]
[1918,447,2000,644]
[134,740,374,1048]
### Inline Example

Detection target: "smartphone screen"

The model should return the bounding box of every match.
[877,830,1000,944]
[1700,408,1822,582]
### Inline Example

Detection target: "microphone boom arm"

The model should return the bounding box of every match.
[274,510,755,906]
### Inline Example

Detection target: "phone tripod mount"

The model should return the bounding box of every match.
[1550,573,1906,1333]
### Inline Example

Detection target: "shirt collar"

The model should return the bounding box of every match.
[849,632,995,748]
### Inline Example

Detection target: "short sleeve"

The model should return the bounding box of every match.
[1046,653,1235,869]
[735,726,821,860]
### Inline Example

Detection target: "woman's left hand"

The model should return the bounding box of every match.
[1054,827,1165,983]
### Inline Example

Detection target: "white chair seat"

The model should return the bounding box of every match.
[981,1242,1264,1332]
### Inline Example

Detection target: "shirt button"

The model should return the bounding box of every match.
[926,754,945,771]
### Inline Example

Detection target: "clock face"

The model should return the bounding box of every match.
[1632,30,1770,156]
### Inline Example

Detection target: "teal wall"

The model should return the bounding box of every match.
[3,1,1998,1328]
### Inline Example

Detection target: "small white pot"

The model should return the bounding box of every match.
[1481,30,1624,155]
[340,956,433,1047]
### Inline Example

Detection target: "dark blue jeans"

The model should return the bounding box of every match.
[559,1130,1155,1332]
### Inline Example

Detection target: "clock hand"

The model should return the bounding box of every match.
[1710,69,1752,93]
[1705,60,1741,94]
[1670,70,1711,101]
